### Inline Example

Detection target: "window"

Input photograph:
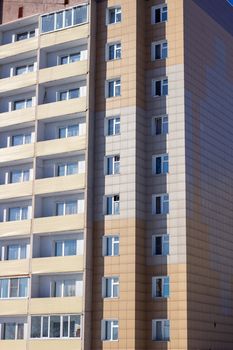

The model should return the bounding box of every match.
[152,154,169,175]
[31,315,81,338]
[11,133,32,146]
[55,239,77,256]
[102,320,119,341]
[107,42,121,60]
[1,322,24,340]
[107,79,121,98]
[8,206,29,221]
[102,277,119,298]
[153,115,168,135]
[152,234,169,256]
[105,155,120,175]
[58,124,79,138]
[151,4,168,24]
[105,195,120,215]
[60,52,81,65]
[41,5,88,33]
[7,244,27,260]
[152,78,168,97]
[16,30,35,41]
[51,279,77,297]
[57,163,78,176]
[152,41,168,60]
[10,169,30,183]
[58,88,80,101]
[152,194,169,215]
[13,98,32,110]
[107,7,121,24]
[0,278,28,298]
[152,319,170,341]
[103,236,119,256]
[152,276,170,298]
[106,117,120,136]
[56,201,77,216]
[15,64,34,76]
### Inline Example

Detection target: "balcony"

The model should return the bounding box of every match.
[33,213,85,235]
[28,340,81,350]
[0,181,33,200]
[0,72,37,95]
[38,61,88,85]
[40,24,89,48]
[0,144,34,164]
[0,259,30,277]
[0,107,36,129]
[34,174,85,196]
[37,97,87,121]
[0,299,28,316]
[0,340,27,350]
[29,296,82,314]
[0,37,38,61]
[31,256,84,274]
[35,136,86,158]
[0,220,31,238]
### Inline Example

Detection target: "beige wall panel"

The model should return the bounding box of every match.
[29,297,82,314]
[34,174,85,196]
[0,72,36,95]
[37,98,86,120]
[0,220,31,238]
[0,259,30,276]
[0,299,28,315]
[0,38,38,60]
[0,181,33,200]
[35,136,86,158]
[0,143,34,164]
[33,214,84,234]
[31,255,84,274]
[28,339,81,350]
[0,340,27,350]
[0,107,35,129]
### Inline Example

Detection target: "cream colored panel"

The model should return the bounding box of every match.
[0,37,38,60]
[0,299,28,316]
[31,256,84,274]
[38,61,88,85]
[0,72,37,95]
[0,259,30,277]
[40,24,88,48]
[0,107,35,129]
[34,174,85,195]
[0,220,31,238]
[29,297,82,314]
[35,136,86,158]
[33,214,84,234]
[0,144,34,164]
[37,98,87,120]
[0,182,33,200]
[28,339,81,350]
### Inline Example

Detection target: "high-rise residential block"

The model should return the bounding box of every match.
[0,0,232,349]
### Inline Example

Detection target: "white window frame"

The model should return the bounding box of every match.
[14,63,35,76]
[6,243,27,260]
[106,6,122,25]
[106,42,122,61]
[57,162,78,177]
[101,319,119,341]
[105,116,120,136]
[1,322,25,340]
[0,277,29,299]
[12,98,33,111]
[58,124,80,138]
[9,169,30,184]
[56,201,78,216]
[151,40,168,61]
[151,4,168,24]
[102,276,119,298]
[102,235,120,256]
[51,279,78,297]
[54,239,77,257]
[152,234,169,256]
[152,194,169,215]
[11,133,32,147]
[105,195,120,215]
[152,319,170,341]
[152,276,170,299]
[8,206,30,221]
[152,154,169,175]
[106,78,121,98]
[14,29,36,42]
[59,52,81,65]
[57,88,80,101]
[105,155,120,175]
[152,115,168,135]
[152,78,168,97]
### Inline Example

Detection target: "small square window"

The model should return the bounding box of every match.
[107,7,121,24]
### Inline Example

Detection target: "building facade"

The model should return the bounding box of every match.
[0,0,232,350]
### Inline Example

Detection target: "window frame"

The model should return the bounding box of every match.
[0,277,29,299]
[13,98,33,111]
[101,319,119,341]
[152,115,168,135]
[152,153,169,175]
[152,319,170,342]
[8,206,29,221]
[106,6,122,25]
[102,276,119,298]
[56,201,78,216]
[152,78,168,97]
[151,40,168,61]
[54,239,77,257]
[106,42,122,61]
[105,155,120,175]
[152,276,170,299]
[152,194,169,215]
[105,195,120,215]
[152,234,169,256]
[105,116,120,136]
[102,235,120,257]
[106,78,121,98]
[151,4,168,24]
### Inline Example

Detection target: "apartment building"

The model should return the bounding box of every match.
[0,0,232,350]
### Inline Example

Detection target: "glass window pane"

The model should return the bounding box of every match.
[21,207,28,220]
[50,316,60,338]
[69,315,81,338]
[17,324,24,339]
[9,208,20,221]
[55,241,63,256]
[56,203,64,216]
[73,6,87,25]
[60,92,67,101]
[59,127,66,138]
[42,14,55,33]
[11,171,21,183]
[7,245,19,260]
[64,280,76,296]
[65,9,72,27]
[10,279,18,297]
[16,66,27,75]
[155,236,162,255]
[19,278,28,297]
[0,279,9,298]
[67,125,78,137]
[61,56,68,65]
[69,89,79,99]
[24,134,31,144]
[112,321,118,340]
[17,32,27,41]
[70,53,80,62]
[12,135,23,146]
[31,317,41,338]
[156,321,162,340]
[42,317,49,338]
[58,165,65,176]
[26,98,32,108]
[65,201,77,215]
[62,316,69,337]
[56,11,63,29]
[4,323,16,339]
[23,170,30,182]
[20,245,27,259]
[13,100,24,110]
[67,163,78,175]
[54,281,62,297]
[64,240,76,256]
